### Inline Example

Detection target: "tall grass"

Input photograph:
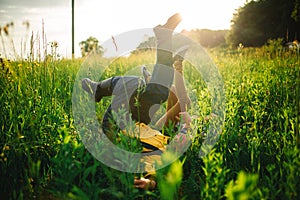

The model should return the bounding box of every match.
[0,57,81,199]
[0,46,299,199]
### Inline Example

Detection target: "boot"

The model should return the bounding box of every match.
[153,13,182,34]
[82,78,113,102]
[161,13,182,30]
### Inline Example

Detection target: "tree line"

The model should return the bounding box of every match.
[227,0,300,47]
[80,0,300,56]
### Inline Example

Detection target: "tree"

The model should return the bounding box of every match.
[133,35,156,53]
[79,36,103,57]
[226,0,300,47]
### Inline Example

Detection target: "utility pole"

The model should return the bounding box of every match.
[72,0,75,59]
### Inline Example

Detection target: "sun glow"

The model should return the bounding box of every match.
[1,0,246,58]
[175,1,245,31]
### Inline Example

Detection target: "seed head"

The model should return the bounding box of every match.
[3,26,9,36]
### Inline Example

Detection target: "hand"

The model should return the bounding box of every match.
[134,178,156,190]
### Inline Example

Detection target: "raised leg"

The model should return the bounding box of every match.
[130,13,182,124]
[154,46,191,130]
[173,46,191,112]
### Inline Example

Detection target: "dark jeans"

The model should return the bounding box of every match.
[102,63,174,135]
[103,30,174,136]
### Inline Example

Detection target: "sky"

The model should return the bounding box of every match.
[0,0,247,59]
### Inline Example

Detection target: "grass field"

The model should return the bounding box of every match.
[0,46,299,199]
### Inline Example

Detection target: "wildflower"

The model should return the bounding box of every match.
[50,41,58,48]
[34,61,40,67]
[293,40,299,49]
[238,43,244,51]
[3,145,9,150]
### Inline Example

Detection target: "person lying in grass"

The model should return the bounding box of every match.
[82,13,192,190]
